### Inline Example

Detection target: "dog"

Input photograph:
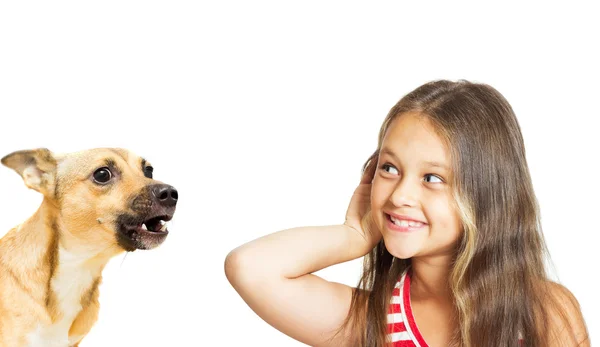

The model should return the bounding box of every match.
[0,148,178,347]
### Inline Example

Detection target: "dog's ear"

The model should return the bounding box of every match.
[1,148,57,196]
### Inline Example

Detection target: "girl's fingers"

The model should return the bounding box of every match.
[361,156,378,184]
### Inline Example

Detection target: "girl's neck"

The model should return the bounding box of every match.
[410,255,453,302]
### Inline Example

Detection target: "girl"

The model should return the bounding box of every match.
[225,80,589,346]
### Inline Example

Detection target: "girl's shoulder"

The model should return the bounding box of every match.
[541,280,589,346]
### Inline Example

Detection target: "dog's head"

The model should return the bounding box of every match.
[1,148,177,252]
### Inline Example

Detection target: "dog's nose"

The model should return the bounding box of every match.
[152,184,178,207]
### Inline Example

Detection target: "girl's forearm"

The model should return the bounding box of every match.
[226,224,369,280]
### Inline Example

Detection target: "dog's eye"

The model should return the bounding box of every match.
[93,167,112,184]
[144,166,153,179]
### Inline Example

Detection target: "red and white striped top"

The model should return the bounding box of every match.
[387,269,429,347]
[387,269,524,346]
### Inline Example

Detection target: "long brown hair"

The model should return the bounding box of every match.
[340,80,588,346]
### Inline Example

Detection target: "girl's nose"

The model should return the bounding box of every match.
[389,177,419,208]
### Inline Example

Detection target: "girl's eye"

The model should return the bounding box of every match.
[424,174,443,183]
[381,163,399,175]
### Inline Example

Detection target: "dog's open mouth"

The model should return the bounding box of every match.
[125,214,172,236]
[117,213,174,251]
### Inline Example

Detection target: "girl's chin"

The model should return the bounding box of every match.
[381,238,419,260]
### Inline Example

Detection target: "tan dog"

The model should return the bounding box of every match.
[0,148,178,347]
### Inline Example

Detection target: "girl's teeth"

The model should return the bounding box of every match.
[390,215,424,228]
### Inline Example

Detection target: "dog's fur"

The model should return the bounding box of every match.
[0,148,177,347]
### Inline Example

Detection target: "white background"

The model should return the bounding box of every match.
[0,1,598,346]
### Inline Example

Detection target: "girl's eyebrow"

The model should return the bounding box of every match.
[380,147,450,171]
[423,161,450,171]
[380,147,400,160]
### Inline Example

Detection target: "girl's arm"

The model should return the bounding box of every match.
[225,225,372,346]
[224,160,379,346]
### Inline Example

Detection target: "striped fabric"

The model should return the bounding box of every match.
[387,270,429,347]
[387,270,524,346]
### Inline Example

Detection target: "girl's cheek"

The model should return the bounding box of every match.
[425,197,449,220]
[370,181,385,206]
[429,197,461,233]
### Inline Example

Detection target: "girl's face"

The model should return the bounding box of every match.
[371,112,462,261]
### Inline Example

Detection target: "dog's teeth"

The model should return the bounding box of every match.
[141,224,148,231]
[160,222,168,232]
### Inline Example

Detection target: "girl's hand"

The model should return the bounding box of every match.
[344,157,382,253]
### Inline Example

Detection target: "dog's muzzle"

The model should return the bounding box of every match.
[116,184,178,251]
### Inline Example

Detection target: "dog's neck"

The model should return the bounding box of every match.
[4,198,122,329]
[1,198,121,344]
[5,198,122,284]
[56,221,123,274]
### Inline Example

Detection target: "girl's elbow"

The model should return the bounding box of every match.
[224,248,246,286]
[224,247,266,288]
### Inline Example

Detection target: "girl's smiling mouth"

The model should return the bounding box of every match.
[385,212,428,232]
